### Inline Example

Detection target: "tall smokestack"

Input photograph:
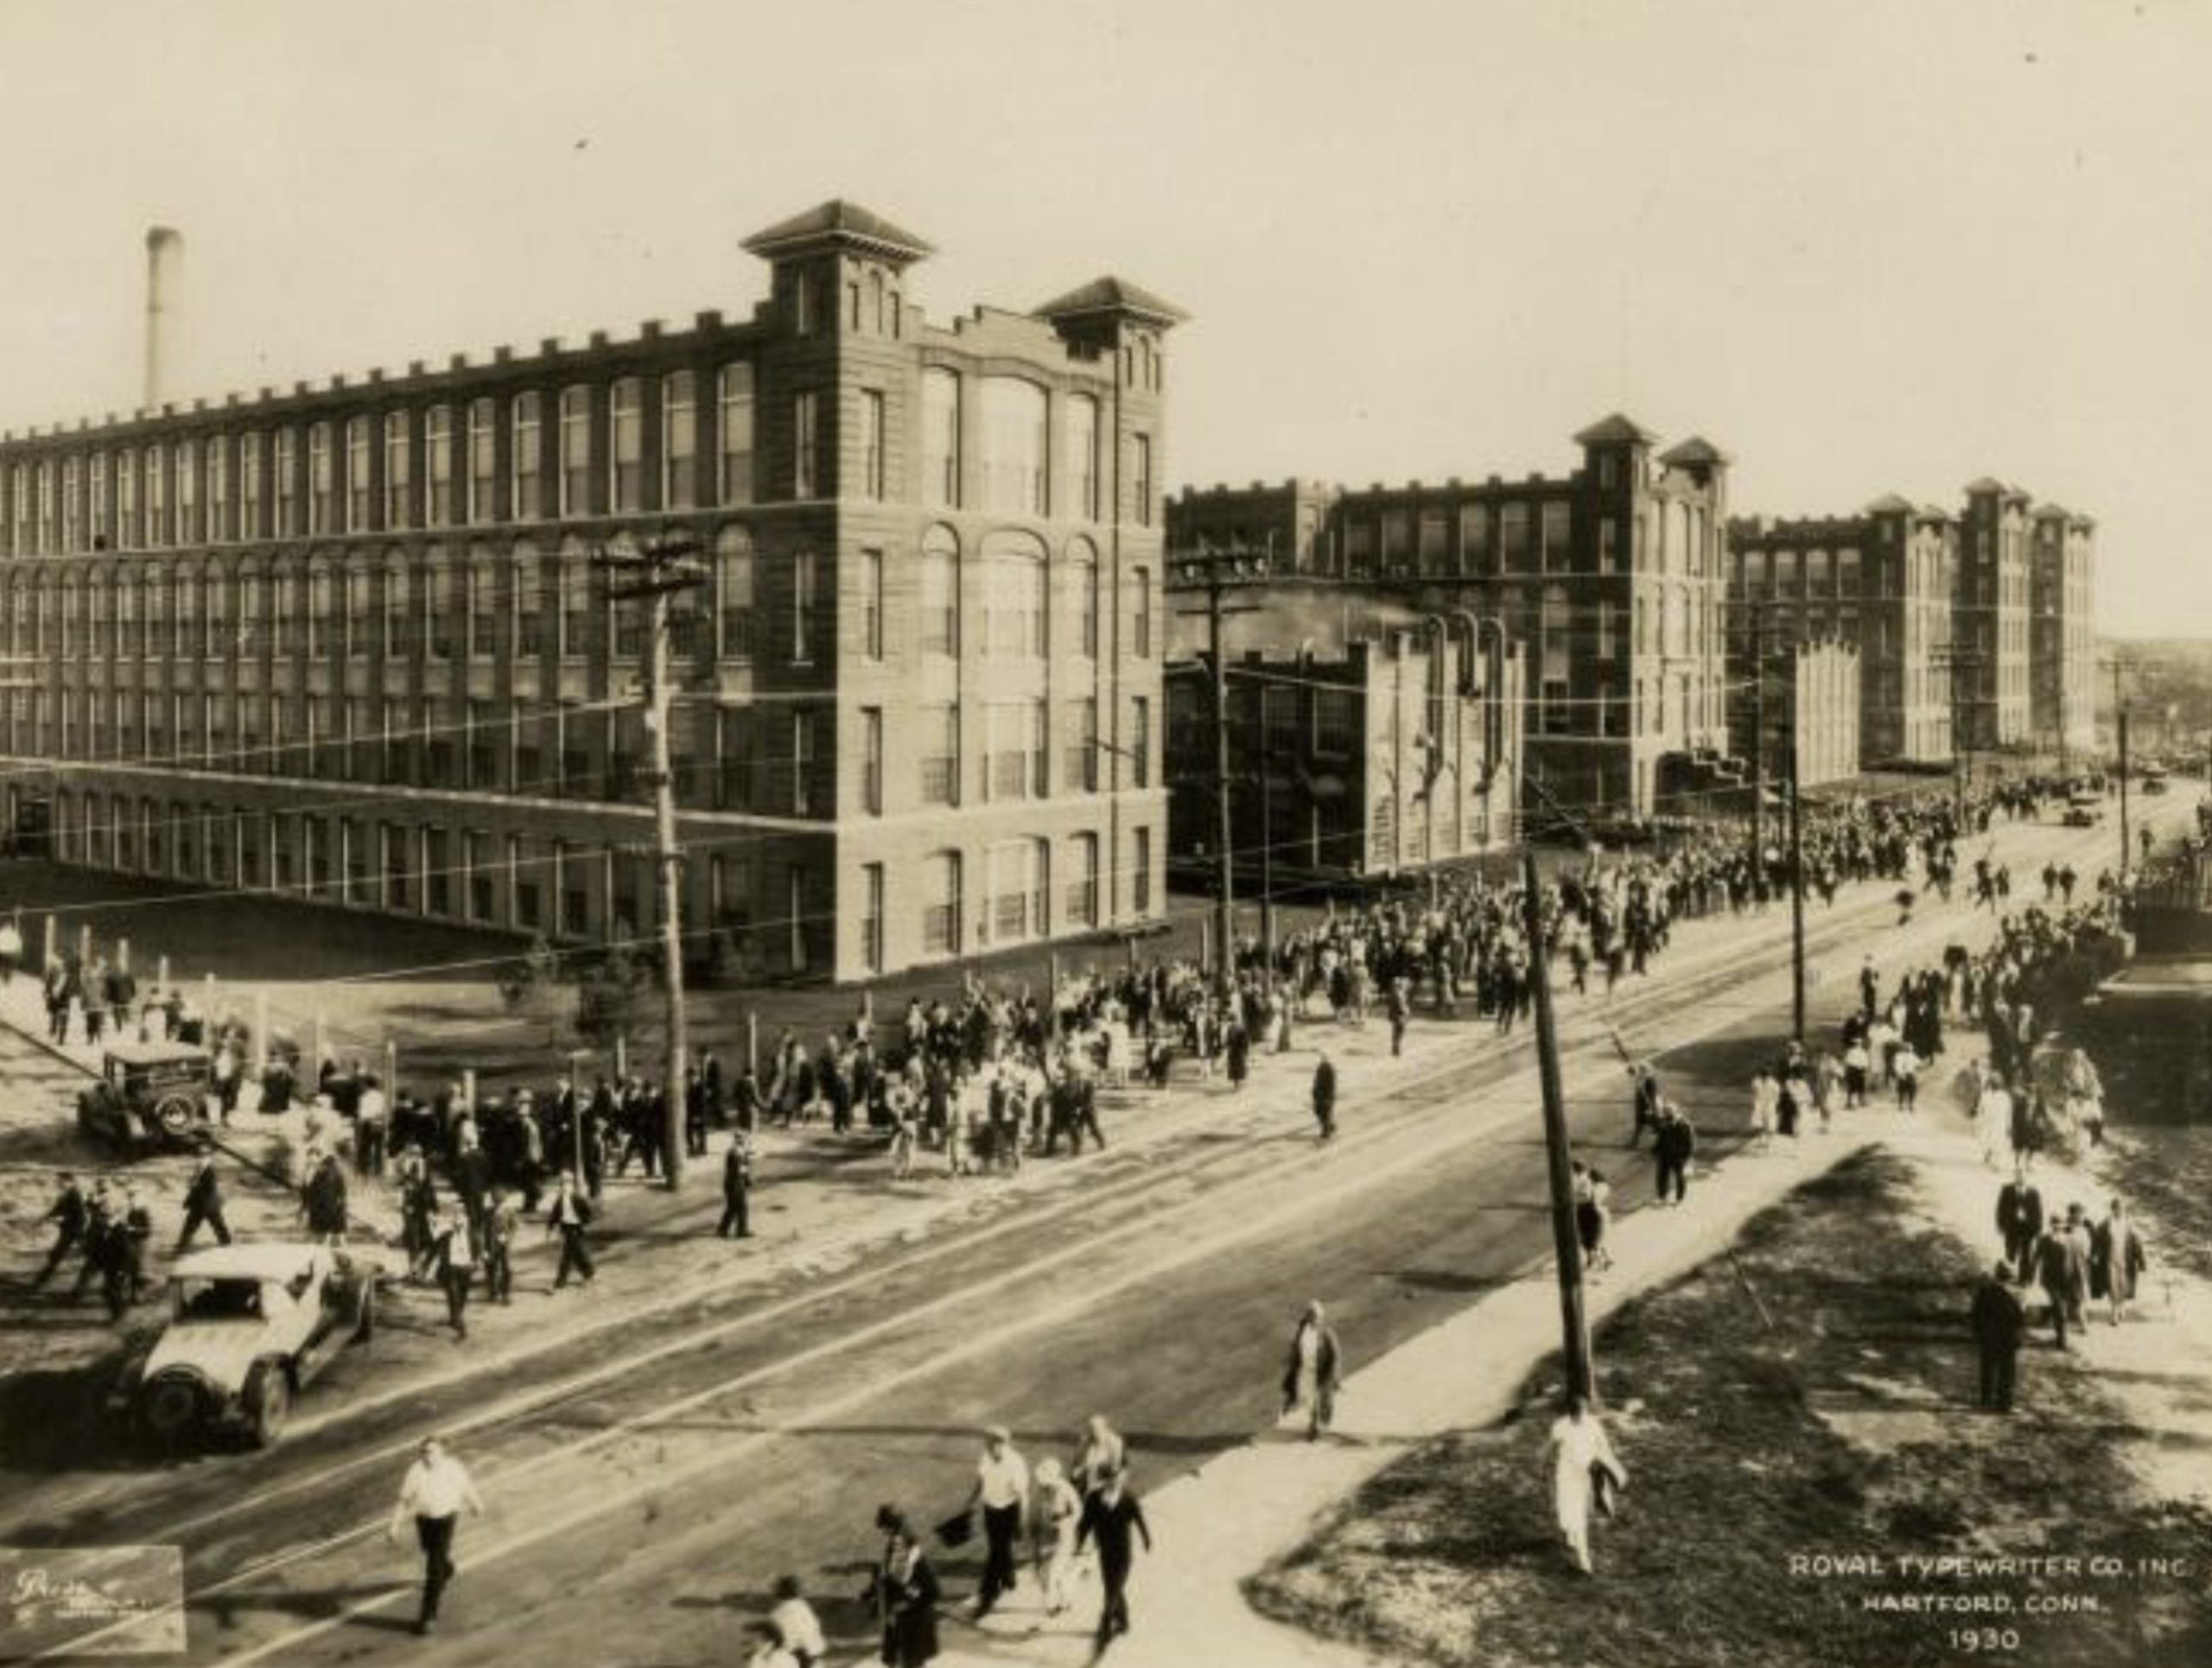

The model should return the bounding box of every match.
[143,226,183,411]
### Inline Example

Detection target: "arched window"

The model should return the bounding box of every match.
[1067,536,1099,658]
[982,531,1047,658]
[920,525,959,657]
[986,382,1052,512]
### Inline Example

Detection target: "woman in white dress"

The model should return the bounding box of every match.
[1548,1397,1628,1574]
[1029,1458,1083,1617]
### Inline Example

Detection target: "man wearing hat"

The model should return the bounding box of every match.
[1281,1300,1343,1440]
[176,1136,232,1252]
[963,1424,1029,1620]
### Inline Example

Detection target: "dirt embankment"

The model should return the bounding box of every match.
[1249,1149,2212,1668]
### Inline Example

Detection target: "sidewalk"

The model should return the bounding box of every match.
[935,1111,1936,1667]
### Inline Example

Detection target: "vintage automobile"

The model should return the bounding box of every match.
[75,1042,216,1153]
[2140,764,2170,796]
[2063,790,2104,828]
[114,1243,374,1448]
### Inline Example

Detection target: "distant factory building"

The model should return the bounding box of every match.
[1167,415,1736,821]
[1163,603,1523,886]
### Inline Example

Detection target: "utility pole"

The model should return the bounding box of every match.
[2119,705,2132,875]
[1520,843,1594,1407]
[594,532,707,1190]
[1170,546,1275,992]
[1248,686,1276,968]
[1787,688,1808,1044]
[1750,619,1768,906]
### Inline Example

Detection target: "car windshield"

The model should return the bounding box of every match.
[174,1278,264,1321]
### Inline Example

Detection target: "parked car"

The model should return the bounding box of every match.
[75,1042,215,1153]
[113,1243,374,1449]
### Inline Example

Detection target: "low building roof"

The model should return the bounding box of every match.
[1573,412,1659,447]
[1033,276,1189,328]
[741,200,935,264]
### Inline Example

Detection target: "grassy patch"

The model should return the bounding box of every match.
[1248,1149,2212,1668]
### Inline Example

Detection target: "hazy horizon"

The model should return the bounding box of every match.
[2,0,2205,634]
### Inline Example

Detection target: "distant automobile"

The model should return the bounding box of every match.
[2063,792,2103,828]
[113,1242,374,1449]
[2141,765,2170,795]
[75,1042,214,1153]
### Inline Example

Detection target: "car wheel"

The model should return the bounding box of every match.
[242,1360,290,1449]
[149,1093,200,1141]
[137,1373,203,1445]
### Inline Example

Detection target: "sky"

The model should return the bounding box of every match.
[0,0,2205,633]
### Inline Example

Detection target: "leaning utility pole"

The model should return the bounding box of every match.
[594,532,708,1189]
[1520,842,1594,1407]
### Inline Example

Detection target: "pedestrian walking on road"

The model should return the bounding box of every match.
[1969,1260,2025,1412]
[386,1435,484,1636]
[175,1140,232,1252]
[719,1130,754,1238]
[545,1171,596,1289]
[1548,1397,1627,1575]
[2034,1218,2078,1350]
[1573,1162,1613,1273]
[2093,1199,2147,1325]
[301,1148,349,1245]
[874,1514,941,1668]
[1311,1054,1338,1143]
[1071,1414,1126,1504]
[1280,1300,1343,1440]
[1996,1165,2044,1283]
[1029,1459,1083,1618]
[31,1173,87,1288]
[964,1424,1030,1620]
[1076,1468,1153,1654]
[766,1573,825,1668]
[1652,1103,1695,1206]
[1891,1041,1922,1112]
[480,1187,518,1305]
[429,1201,477,1341]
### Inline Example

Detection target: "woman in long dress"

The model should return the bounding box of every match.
[1548,1397,1628,1574]
[1280,1301,1342,1440]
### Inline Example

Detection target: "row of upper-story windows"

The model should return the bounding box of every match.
[1237,493,1714,583]
[0,367,760,557]
[3,364,1147,556]
[0,521,1147,672]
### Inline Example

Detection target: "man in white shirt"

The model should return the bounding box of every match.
[965,1425,1030,1619]
[387,1436,485,1634]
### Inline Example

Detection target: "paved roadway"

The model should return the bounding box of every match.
[0,805,2178,1666]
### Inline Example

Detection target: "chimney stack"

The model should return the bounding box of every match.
[143,226,184,411]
